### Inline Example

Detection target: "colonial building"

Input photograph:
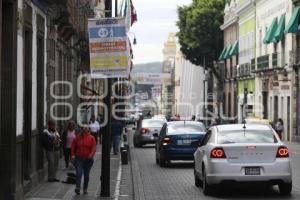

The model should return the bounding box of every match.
[160,33,176,117]
[236,0,256,123]
[174,51,204,119]
[254,0,294,141]
[220,0,239,123]
[0,0,92,198]
[0,0,18,199]
[290,0,300,142]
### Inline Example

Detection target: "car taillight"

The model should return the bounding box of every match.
[276,146,289,158]
[162,137,171,146]
[210,147,226,158]
[140,128,150,134]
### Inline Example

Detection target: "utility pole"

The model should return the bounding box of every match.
[101,0,112,197]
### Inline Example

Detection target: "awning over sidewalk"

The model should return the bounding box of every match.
[218,48,227,60]
[228,41,239,57]
[285,6,300,33]
[223,45,232,59]
[263,17,278,44]
[274,14,285,42]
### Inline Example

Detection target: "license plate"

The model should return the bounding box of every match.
[245,167,260,175]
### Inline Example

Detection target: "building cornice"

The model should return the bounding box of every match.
[236,0,255,15]
[220,16,238,30]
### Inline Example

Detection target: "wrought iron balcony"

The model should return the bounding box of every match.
[251,58,256,71]
[272,52,284,68]
[257,54,269,70]
[238,63,251,77]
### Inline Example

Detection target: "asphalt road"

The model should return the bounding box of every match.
[130,140,300,200]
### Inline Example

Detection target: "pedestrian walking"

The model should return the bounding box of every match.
[275,118,284,140]
[89,115,100,144]
[61,120,77,169]
[41,120,61,182]
[111,117,124,155]
[191,115,196,121]
[71,126,96,195]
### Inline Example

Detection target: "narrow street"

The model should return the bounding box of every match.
[129,126,300,200]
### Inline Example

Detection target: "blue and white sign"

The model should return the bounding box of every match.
[88,18,130,78]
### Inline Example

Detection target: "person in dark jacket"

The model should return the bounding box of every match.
[41,120,61,182]
[61,120,77,169]
[111,118,124,155]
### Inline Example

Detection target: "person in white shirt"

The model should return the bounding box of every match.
[89,115,100,144]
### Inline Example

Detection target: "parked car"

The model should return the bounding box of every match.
[194,124,292,196]
[155,121,206,167]
[133,119,165,147]
[152,115,167,122]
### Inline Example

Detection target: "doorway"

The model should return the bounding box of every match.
[23,27,33,180]
[36,33,44,169]
[274,96,278,121]
[262,91,268,119]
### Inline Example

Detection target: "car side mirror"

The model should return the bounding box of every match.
[153,133,159,137]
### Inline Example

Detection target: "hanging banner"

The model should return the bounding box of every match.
[132,73,171,85]
[88,18,130,78]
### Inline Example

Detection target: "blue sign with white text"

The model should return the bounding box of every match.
[89,26,126,39]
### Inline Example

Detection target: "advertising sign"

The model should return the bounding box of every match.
[133,73,171,85]
[88,18,130,78]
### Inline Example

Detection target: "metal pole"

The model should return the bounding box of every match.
[115,0,118,17]
[101,0,112,197]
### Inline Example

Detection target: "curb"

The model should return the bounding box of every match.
[128,128,146,200]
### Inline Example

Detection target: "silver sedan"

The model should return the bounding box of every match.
[194,124,292,196]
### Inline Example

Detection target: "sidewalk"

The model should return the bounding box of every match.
[25,143,133,200]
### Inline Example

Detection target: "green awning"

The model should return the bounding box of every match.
[218,48,227,60]
[228,41,239,57]
[223,46,232,59]
[285,6,300,33]
[273,14,285,42]
[263,17,278,44]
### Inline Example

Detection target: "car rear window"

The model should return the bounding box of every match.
[142,120,165,127]
[168,124,206,134]
[217,130,277,144]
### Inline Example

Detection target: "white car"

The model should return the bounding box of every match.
[194,124,292,196]
[152,115,167,122]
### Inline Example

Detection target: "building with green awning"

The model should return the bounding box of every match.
[228,41,239,57]
[273,14,285,43]
[223,45,232,59]
[263,17,278,44]
[218,48,227,60]
[285,6,300,33]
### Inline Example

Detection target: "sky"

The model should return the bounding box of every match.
[129,0,192,64]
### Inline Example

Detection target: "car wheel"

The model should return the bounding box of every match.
[156,157,159,165]
[159,154,166,167]
[194,168,202,187]
[278,182,292,196]
[133,136,138,147]
[155,151,159,165]
[202,168,212,195]
[133,136,142,148]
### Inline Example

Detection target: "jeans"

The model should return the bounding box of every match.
[45,150,60,180]
[64,148,71,168]
[113,135,121,154]
[75,158,94,189]
[91,132,98,144]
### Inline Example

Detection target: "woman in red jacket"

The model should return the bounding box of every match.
[71,126,96,195]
